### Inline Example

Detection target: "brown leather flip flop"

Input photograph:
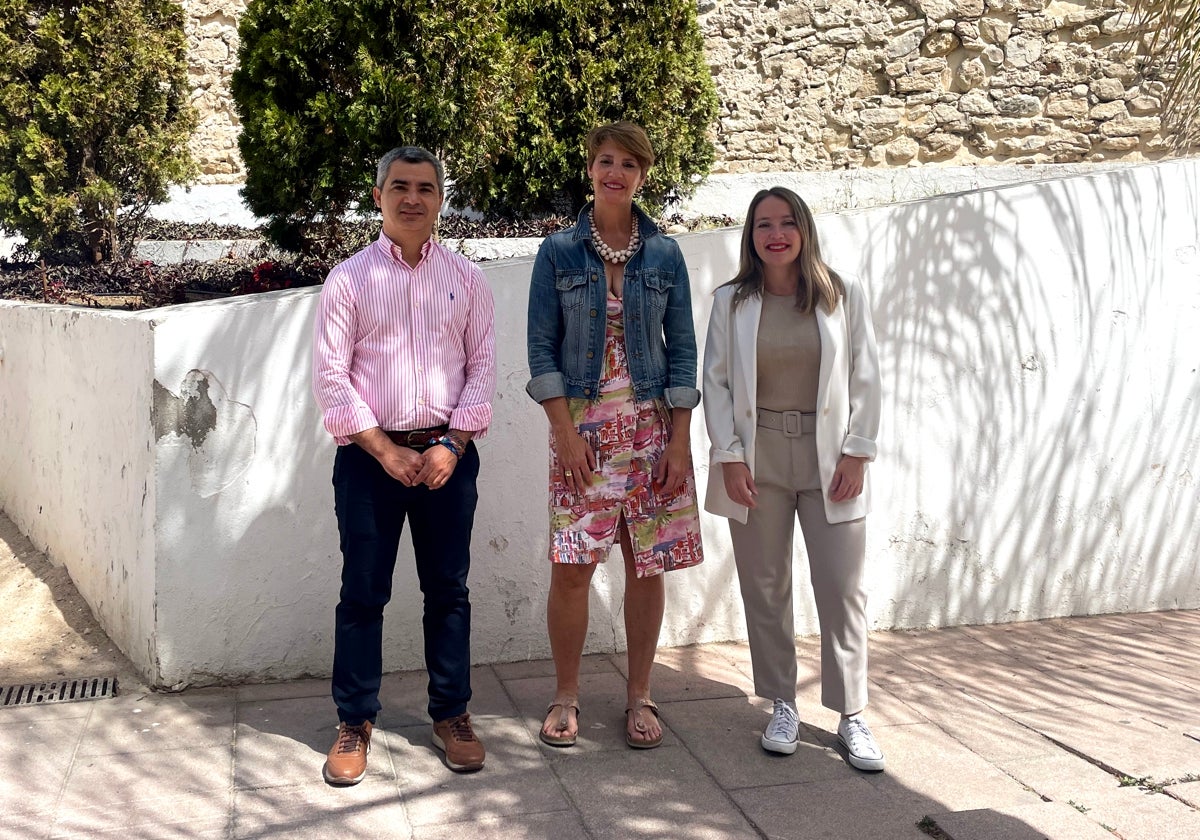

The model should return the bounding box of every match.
[539,699,581,747]
[625,698,663,749]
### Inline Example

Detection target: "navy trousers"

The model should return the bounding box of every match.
[330,441,479,724]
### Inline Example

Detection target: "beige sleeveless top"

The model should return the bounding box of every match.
[756,291,821,413]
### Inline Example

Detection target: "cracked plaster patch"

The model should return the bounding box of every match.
[153,370,256,497]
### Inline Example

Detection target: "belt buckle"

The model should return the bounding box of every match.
[783,411,802,437]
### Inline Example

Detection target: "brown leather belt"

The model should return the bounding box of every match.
[384,425,450,450]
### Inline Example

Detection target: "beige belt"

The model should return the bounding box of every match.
[756,408,816,437]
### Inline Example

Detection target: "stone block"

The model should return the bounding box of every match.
[909,57,949,75]
[1005,35,1044,68]
[896,74,942,94]
[1128,96,1160,115]
[1090,77,1126,101]
[959,90,997,115]
[826,27,865,46]
[982,44,1006,65]
[1073,24,1100,41]
[1045,96,1089,119]
[913,0,957,20]
[1101,12,1136,35]
[1099,115,1161,137]
[1090,132,1142,153]
[955,57,987,91]
[860,124,902,144]
[920,31,959,57]
[887,25,925,59]
[978,16,1013,44]
[920,132,964,159]
[1089,101,1128,120]
[885,136,921,162]
[995,94,1042,117]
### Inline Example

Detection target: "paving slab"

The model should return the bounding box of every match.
[233,781,411,839]
[505,669,678,754]
[1054,664,1200,729]
[234,694,393,789]
[412,811,586,840]
[390,718,569,826]
[997,750,1125,807]
[550,744,759,839]
[1164,778,1200,809]
[1080,784,1200,839]
[4,611,1198,839]
[611,642,759,702]
[490,652,619,682]
[0,713,87,818]
[857,723,1044,812]
[883,686,1059,765]
[0,811,53,840]
[59,744,232,806]
[1011,702,1200,782]
[925,651,1103,714]
[661,695,846,789]
[730,776,928,840]
[926,801,1115,840]
[236,678,328,703]
[76,694,234,756]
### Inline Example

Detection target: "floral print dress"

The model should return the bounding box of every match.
[548,294,704,577]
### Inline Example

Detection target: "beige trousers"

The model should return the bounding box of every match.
[729,412,869,714]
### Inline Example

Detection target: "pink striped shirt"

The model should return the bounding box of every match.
[312,233,496,445]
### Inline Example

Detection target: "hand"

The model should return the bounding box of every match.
[721,462,757,508]
[653,434,690,496]
[554,427,596,496]
[830,455,866,502]
[415,443,459,490]
[378,444,425,487]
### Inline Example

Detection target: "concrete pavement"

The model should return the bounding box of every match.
[2,610,1198,839]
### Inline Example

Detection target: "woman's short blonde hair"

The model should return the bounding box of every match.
[586,122,655,174]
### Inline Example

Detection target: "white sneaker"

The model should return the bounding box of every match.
[761,699,800,755]
[837,714,885,771]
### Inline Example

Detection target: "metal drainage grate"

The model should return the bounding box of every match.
[0,677,119,708]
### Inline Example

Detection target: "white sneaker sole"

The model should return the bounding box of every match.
[761,733,798,755]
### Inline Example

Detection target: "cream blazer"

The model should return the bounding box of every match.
[702,275,881,524]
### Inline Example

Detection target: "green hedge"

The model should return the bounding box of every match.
[456,0,719,217]
[0,0,196,263]
[232,0,518,255]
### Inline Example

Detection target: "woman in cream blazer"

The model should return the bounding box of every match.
[702,187,884,771]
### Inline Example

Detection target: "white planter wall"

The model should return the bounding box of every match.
[1,160,1197,687]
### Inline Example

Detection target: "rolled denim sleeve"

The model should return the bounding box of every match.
[525,238,566,403]
[662,244,700,409]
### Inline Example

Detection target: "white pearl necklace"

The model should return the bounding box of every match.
[589,209,640,264]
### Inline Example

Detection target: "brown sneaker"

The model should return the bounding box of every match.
[323,721,372,785]
[432,712,485,772]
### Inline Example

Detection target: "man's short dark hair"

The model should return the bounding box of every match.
[376,146,445,196]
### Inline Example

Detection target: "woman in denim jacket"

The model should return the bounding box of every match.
[526,122,704,750]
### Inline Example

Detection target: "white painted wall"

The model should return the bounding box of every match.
[1,160,1196,687]
[0,305,159,678]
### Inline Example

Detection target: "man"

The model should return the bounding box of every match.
[312,146,496,782]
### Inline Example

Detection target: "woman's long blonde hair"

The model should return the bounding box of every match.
[724,187,844,314]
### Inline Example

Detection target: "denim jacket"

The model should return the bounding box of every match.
[526,203,700,409]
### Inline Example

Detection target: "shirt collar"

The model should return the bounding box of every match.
[376,231,435,268]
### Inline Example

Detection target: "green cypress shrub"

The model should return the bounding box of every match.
[451,0,719,217]
[0,0,196,263]
[232,0,518,255]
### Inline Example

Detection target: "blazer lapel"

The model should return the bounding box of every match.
[734,293,762,401]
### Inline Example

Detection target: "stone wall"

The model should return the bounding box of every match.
[183,0,1184,183]
[700,0,1179,171]
[184,0,246,183]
